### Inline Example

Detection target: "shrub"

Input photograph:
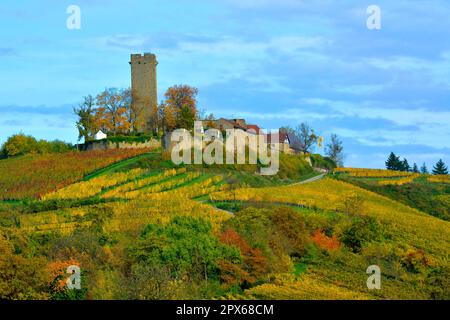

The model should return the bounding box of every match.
[0,230,49,299]
[219,228,268,286]
[310,154,336,170]
[128,216,241,281]
[1,134,39,157]
[269,207,309,257]
[425,266,450,300]
[1,134,72,157]
[46,259,87,300]
[277,153,313,179]
[401,248,430,273]
[339,193,365,215]
[340,216,381,253]
[311,230,340,252]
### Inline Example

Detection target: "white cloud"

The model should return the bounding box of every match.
[330,83,388,95]
[365,53,450,87]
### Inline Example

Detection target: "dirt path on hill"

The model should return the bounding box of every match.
[290,172,326,186]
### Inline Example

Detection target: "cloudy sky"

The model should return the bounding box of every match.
[0,0,449,168]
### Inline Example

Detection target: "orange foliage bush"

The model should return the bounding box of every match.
[46,259,80,293]
[311,230,340,251]
[219,228,268,284]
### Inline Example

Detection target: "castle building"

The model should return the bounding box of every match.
[129,53,158,133]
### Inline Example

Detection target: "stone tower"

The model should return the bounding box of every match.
[130,53,158,133]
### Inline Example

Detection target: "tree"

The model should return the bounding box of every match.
[95,88,132,136]
[286,123,318,154]
[204,113,217,129]
[178,105,197,130]
[1,134,38,157]
[0,134,71,157]
[432,159,449,175]
[159,85,199,131]
[412,163,419,173]
[420,163,429,174]
[325,134,344,167]
[401,158,411,172]
[129,216,240,281]
[74,95,97,142]
[340,216,381,253]
[0,230,49,299]
[219,228,268,285]
[385,152,402,171]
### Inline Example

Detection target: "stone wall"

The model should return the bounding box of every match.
[81,139,161,151]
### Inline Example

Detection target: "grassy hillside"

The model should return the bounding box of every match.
[0,154,448,300]
[209,178,450,299]
[0,149,153,200]
[332,169,450,221]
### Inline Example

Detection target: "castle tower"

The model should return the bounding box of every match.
[130,53,158,133]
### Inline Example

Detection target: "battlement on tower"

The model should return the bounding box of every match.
[130,53,158,65]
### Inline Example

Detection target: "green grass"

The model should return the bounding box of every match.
[294,263,308,276]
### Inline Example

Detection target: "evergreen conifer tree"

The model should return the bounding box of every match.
[386,152,401,170]
[420,163,429,174]
[402,158,410,172]
[432,159,449,175]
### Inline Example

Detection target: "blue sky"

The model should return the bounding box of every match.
[0,0,449,169]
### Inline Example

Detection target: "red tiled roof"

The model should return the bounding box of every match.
[246,124,261,134]
[216,118,247,130]
[264,132,290,144]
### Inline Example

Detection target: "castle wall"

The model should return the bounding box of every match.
[82,139,161,151]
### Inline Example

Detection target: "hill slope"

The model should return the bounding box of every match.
[0,154,448,300]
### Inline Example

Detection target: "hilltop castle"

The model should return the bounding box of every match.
[130,53,158,133]
[128,53,297,154]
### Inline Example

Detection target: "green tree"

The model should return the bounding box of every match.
[412,163,419,173]
[420,162,429,174]
[340,216,381,253]
[401,158,411,172]
[385,152,402,171]
[432,159,449,175]
[325,134,344,167]
[74,95,98,142]
[37,140,72,154]
[177,105,197,130]
[1,134,72,157]
[1,134,38,157]
[129,216,240,281]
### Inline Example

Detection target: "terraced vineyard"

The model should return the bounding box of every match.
[21,167,229,235]
[208,177,450,299]
[1,152,449,300]
[332,168,450,221]
[0,149,153,200]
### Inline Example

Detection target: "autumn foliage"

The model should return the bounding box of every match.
[95,88,133,135]
[0,148,150,200]
[46,259,80,294]
[219,228,268,285]
[310,230,340,251]
[159,85,199,131]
